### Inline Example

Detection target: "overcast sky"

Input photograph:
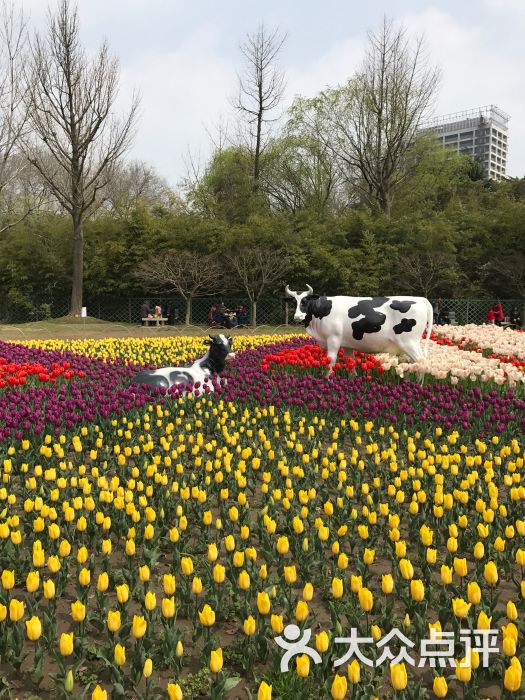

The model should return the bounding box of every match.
[21,0,525,187]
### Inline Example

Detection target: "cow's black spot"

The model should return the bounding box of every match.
[390,299,416,313]
[347,297,389,318]
[347,297,388,340]
[351,317,385,340]
[304,296,333,327]
[393,318,417,334]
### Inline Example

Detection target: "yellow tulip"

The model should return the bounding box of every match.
[382,574,394,594]
[477,611,492,630]
[283,565,297,584]
[410,579,425,602]
[390,662,407,690]
[107,610,121,633]
[506,601,518,621]
[9,599,24,622]
[167,684,183,700]
[257,591,271,615]
[271,614,284,634]
[43,578,55,599]
[132,615,147,639]
[60,631,74,656]
[71,600,86,622]
[25,616,42,641]
[315,630,329,653]
[114,643,126,666]
[296,654,310,677]
[116,583,129,604]
[243,615,256,635]
[1,570,14,590]
[191,577,203,595]
[504,663,522,691]
[332,577,344,599]
[163,574,176,595]
[467,582,481,605]
[399,559,413,580]
[97,572,109,593]
[452,598,471,619]
[455,658,472,683]
[199,604,215,626]
[91,685,107,700]
[503,636,517,656]
[26,571,40,593]
[302,582,314,601]
[213,564,225,584]
[162,597,175,619]
[347,659,360,683]
[295,600,309,622]
[181,557,194,576]
[238,570,250,590]
[433,676,448,697]
[453,557,468,578]
[210,648,223,673]
[330,674,348,699]
[358,587,373,612]
[440,565,453,585]
[143,658,153,678]
[483,561,498,585]
[257,681,272,700]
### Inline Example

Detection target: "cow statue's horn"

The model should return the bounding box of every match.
[306,284,313,294]
[284,284,292,297]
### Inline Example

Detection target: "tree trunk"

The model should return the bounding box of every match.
[185,296,192,325]
[251,299,257,327]
[70,210,83,316]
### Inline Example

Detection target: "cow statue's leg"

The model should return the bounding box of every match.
[326,337,341,377]
[398,340,426,384]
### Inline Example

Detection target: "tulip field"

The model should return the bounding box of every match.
[0,326,523,699]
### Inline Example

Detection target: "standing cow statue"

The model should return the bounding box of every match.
[285,285,433,374]
[131,334,234,392]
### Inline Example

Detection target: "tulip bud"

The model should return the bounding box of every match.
[64,669,74,693]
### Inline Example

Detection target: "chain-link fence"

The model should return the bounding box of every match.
[0,296,524,327]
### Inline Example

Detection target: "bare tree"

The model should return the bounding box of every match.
[299,18,439,214]
[234,23,286,186]
[135,251,223,325]
[24,0,139,316]
[401,250,464,298]
[225,247,289,326]
[490,255,525,298]
[103,160,174,218]
[0,2,47,233]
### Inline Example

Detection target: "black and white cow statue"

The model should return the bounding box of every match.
[285,285,433,374]
[131,334,234,392]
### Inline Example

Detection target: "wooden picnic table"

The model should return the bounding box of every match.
[142,317,168,327]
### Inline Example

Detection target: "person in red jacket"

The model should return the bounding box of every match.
[486,307,496,324]
[492,301,504,325]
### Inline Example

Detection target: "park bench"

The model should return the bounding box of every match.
[142,317,168,327]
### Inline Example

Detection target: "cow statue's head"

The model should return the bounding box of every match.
[285,284,314,322]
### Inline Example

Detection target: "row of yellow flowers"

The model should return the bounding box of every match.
[0,390,522,698]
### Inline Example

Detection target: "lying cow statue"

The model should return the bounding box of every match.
[131,334,234,392]
[285,285,433,374]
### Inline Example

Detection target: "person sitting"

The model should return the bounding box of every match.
[509,306,521,329]
[439,307,450,325]
[154,304,162,318]
[211,305,224,327]
[236,304,249,326]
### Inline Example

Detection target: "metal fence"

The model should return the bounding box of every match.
[1,296,524,327]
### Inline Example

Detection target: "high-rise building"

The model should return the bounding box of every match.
[419,105,509,180]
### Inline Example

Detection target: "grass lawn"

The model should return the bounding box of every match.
[0,316,305,341]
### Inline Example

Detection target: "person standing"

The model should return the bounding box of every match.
[493,301,504,326]
[140,300,150,325]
